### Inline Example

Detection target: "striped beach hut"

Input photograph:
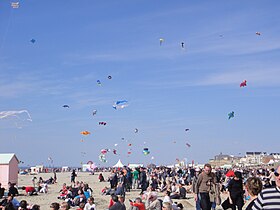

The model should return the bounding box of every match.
[0,153,19,188]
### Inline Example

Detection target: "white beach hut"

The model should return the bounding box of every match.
[113,159,124,168]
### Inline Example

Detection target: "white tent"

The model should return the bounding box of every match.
[113,159,124,168]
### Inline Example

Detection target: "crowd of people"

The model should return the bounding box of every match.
[0,164,279,209]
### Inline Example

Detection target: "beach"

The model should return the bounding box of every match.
[16,171,197,209]
[14,171,245,209]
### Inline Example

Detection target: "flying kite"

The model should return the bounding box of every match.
[128,143,132,146]
[99,122,107,126]
[228,111,234,120]
[100,149,109,154]
[240,80,247,87]
[30,39,36,44]
[0,110,32,121]
[143,148,150,155]
[181,42,185,49]
[80,131,90,135]
[97,80,101,86]
[186,143,191,148]
[134,128,138,133]
[114,143,118,147]
[11,2,19,8]
[113,149,117,155]
[185,128,189,132]
[113,100,129,110]
[80,139,84,142]
[256,32,261,36]
[159,38,164,46]
[63,105,69,108]
[99,154,107,162]
[108,75,112,79]
[92,110,97,116]
[128,151,132,155]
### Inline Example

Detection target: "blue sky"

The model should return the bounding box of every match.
[1,0,280,167]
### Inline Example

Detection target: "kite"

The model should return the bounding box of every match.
[121,138,125,141]
[108,75,112,79]
[81,152,86,155]
[80,131,90,135]
[30,39,36,44]
[128,143,132,146]
[240,80,247,87]
[128,151,132,155]
[11,2,19,8]
[186,143,191,148]
[113,100,129,110]
[80,139,84,142]
[92,110,97,116]
[151,156,155,160]
[87,160,93,165]
[99,122,107,126]
[113,149,117,155]
[256,32,261,36]
[134,128,138,133]
[100,149,109,154]
[99,154,107,162]
[0,110,32,121]
[114,143,118,147]
[228,111,234,120]
[181,42,185,49]
[97,80,101,86]
[143,148,150,155]
[185,128,189,132]
[159,38,164,46]
[63,105,69,108]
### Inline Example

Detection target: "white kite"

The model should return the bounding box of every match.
[0,110,32,121]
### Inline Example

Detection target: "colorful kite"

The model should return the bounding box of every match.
[80,131,91,135]
[99,154,107,162]
[240,80,247,87]
[11,2,19,8]
[113,100,129,110]
[256,32,261,36]
[228,111,234,120]
[143,148,150,155]
[97,80,101,86]
[108,75,112,79]
[30,39,36,44]
[99,122,107,126]
[134,128,138,133]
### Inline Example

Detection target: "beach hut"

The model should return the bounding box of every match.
[113,159,124,168]
[0,153,19,188]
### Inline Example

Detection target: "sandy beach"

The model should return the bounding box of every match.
[13,171,246,209]
[16,171,196,209]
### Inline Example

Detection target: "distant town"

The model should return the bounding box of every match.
[208,152,280,168]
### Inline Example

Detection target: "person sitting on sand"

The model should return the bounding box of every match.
[22,186,37,196]
[84,197,95,210]
[99,173,105,182]
[8,183,19,196]
[72,189,86,206]
[0,183,5,199]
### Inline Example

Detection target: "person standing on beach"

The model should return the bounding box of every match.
[71,169,77,183]
[194,164,217,210]
[252,165,280,209]
[140,167,147,194]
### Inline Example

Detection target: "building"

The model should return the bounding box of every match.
[209,153,241,167]
[245,152,267,165]
[0,153,19,188]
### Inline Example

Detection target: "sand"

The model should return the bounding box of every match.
[16,172,241,209]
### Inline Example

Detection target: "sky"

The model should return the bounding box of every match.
[0,0,280,167]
